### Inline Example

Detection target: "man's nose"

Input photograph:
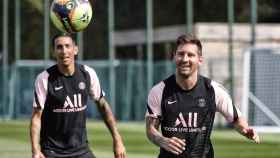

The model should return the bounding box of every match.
[61,46,67,53]
[182,54,189,61]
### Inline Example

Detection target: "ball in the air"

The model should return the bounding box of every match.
[50,0,93,33]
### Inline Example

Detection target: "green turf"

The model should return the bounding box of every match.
[0,120,279,158]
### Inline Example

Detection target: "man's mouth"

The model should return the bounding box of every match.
[179,64,190,69]
[61,56,70,61]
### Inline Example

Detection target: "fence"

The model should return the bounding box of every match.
[0,0,264,123]
[0,60,175,121]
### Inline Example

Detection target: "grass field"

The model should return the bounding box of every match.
[0,120,279,158]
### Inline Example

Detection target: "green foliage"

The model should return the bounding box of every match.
[26,0,43,13]
[2,0,280,61]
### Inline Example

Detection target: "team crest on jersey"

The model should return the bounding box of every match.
[79,82,86,90]
[197,98,206,108]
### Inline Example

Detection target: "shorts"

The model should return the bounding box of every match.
[43,150,96,158]
[75,151,96,158]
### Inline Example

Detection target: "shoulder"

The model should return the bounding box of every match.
[149,81,165,95]
[147,81,166,103]
[35,70,49,82]
[163,74,176,85]
[147,81,165,108]
[34,70,49,92]
[198,75,226,92]
[46,64,58,74]
[81,64,98,75]
[80,64,102,89]
[210,80,229,94]
[150,75,174,95]
[198,75,212,88]
[210,80,232,104]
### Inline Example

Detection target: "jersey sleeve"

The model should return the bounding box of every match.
[212,81,242,123]
[32,71,49,109]
[84,65,105,101]
[145,81,165,118]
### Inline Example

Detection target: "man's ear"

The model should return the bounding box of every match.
[172,51,176,61]
[74,45,79,55]
[198,56,203,65]
[51,50,56,59]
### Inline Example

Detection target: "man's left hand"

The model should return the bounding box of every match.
[114,141,126,158]
[243,127,260,144]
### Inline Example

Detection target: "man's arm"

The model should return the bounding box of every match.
[234,116,260,144]
[95,97,126,158]
[212,81,260,144]
[30,108,45,158]
[146,116,185,155]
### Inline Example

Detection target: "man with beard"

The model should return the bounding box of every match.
[145,34,260,158]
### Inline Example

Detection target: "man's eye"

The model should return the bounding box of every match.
[189,53,196,57]
[178,52,185,56]
[56,45,62,49]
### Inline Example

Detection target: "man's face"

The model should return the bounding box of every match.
[53,36,78,67]
[174,43,203,78]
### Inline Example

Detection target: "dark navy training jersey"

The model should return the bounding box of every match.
[32,63,104,157]
[146,75,241,158]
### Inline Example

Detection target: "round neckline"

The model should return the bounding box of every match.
[57,64,77,78]
[174,75,199,93]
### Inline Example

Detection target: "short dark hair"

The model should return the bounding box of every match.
[173,34,202,56]
[52,33,76,48]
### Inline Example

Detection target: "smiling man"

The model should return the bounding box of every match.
[30,33,126,158]
[145,34,260,158]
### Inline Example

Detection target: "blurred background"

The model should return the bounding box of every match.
[0,0,280,157]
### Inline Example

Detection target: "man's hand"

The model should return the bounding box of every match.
[234,117,260,144]
[146,117,186,155]
[160,137,186,155]
[113,141,126,158]
[242,127,260,144]
[32,151,45,158]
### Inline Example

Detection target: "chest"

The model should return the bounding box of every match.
[161,85,216,126]
[46,73,90,108]
[163,92,215,113]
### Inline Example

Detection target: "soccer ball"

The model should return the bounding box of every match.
[50,0,93,33]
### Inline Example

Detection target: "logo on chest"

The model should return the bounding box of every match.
[53,93,87,113]
[163,112,207,133]
[54,86,63,91]
[167,100,177,105]
[64,93,83,108]
[197,98,206,108]
[78,82,86,90]
[175,112,198,127]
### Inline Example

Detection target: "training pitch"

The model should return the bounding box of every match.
[0,120,279,158]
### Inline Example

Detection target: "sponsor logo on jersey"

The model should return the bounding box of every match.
[163,112,207,133]
[175,112,197,127]
[53,93,87,113]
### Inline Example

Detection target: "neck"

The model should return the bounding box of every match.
[58,63,75,76]
[175,72,198,90]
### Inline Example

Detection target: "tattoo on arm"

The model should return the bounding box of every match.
[95,98,120,140]
[146,117,165,147]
